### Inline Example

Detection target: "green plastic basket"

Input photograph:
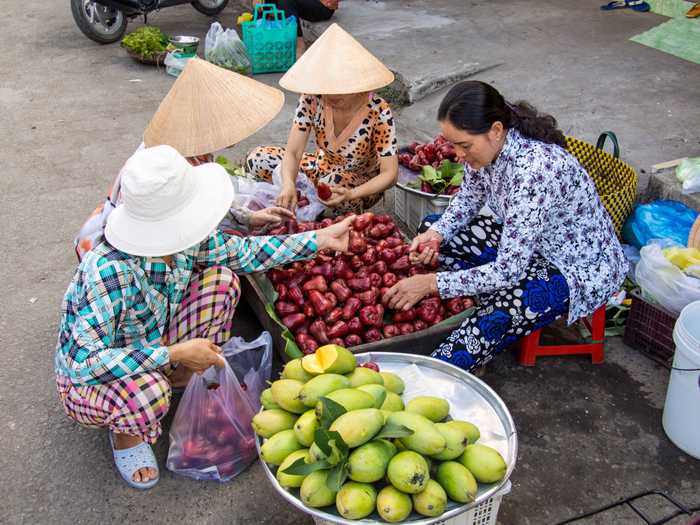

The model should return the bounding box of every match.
[241,3,296,74]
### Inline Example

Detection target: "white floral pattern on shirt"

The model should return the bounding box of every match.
[431,129,628,324]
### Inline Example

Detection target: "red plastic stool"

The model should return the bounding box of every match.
[518,305,607,366]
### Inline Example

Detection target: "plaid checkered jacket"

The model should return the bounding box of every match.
[56,230,316,386]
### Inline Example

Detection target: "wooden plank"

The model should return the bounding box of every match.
[651,157,687,173]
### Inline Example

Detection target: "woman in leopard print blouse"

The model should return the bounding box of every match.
[246,24,399,215]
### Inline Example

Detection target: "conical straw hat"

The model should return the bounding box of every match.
[144,58,284,157]
[689,216,700,249]
[279,23,394,95]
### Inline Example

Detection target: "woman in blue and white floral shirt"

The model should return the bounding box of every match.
[384,81,628,371]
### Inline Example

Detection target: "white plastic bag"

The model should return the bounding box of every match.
[221,331,272,411]
[164,51,194,78]
[676,157,700,195]
[636,242,700,314]
[204,22,251,75]
[166,359,257,482]
[235,165,325,222]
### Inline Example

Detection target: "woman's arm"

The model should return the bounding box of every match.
[278,96,314,210]
[429,166,487,242]
[195,216,354,273]
[322,155,398,206]
[350,155,398,200]
[59,262,169,385]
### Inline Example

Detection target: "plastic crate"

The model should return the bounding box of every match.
[241,3,296,74]
[394,182,452,235]
[623,290,677,366]
[313,481,511,525]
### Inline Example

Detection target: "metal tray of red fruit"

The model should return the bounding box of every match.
[255,351,518,525]
[242,214,474,361]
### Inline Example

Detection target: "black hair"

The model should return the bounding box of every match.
[437,81,566,148]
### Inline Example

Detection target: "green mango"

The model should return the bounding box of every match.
[357,384,387,408]
[294,410,319,447]
[406,396,450,422]
[376,486,413,523]
[437,461,477,503]
[298,374,351,407]
[300,470,337,508]
[276,449,310,488]
[308,440,343,466]
[315,388,375,420]
[251,409,298,438]
[379,371,405,394]
[431,422,468,460]
[336,482,377,520]
[260,429,303,466]
[387,450,429,494]
[380,391,405,412]
[460,444,507,483]
[412,479,448,517]
[348,439,397,483]
[260,388,279,410]
[329,408,384,447]
[302,344,357,375]
[445,420,481,444]
[387,411,446,456]
[270,379,306,414]
[348,367,384,387]
[281,358,314,382]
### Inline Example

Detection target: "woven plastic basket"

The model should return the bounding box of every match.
[623,290,677,366]
[565,132,637,237]
[241,3,296,74]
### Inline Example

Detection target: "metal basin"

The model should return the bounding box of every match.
[170,35,200,55]
[256,351,518,525]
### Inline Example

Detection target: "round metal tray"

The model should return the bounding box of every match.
[256,352,518,525]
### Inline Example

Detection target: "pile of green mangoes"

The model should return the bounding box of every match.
[253,345,507,523]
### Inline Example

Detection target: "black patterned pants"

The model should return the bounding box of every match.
[420,214,570,371]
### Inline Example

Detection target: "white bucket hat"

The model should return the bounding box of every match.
[105,145,234,257]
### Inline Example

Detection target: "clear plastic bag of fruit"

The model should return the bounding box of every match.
[166,359,258,482]
[222,331,273,411]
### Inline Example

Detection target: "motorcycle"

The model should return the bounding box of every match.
[71,0,229,44]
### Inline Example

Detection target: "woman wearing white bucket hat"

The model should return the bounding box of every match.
[75,58,296,260]
[55,145,354,489]
[246,24,399,215]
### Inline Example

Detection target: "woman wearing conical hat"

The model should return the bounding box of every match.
[74,58,296,260]
[57,59,356,489]
[246,24,399,215]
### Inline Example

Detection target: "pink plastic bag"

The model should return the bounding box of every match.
[166,360,258,482]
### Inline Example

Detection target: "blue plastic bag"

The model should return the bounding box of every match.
[622,200,698,249]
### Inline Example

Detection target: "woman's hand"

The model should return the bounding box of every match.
[409,229,444,267]
[383,274,438,311]
[276,182,298,211]
[169,338,225,373]
[316,215,355,253]
[321,186,354,207]
[249,206,295,228]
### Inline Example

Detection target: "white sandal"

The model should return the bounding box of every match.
[109,433,160,490]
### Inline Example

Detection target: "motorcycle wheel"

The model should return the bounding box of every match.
[71,0,128,44]
[191,0,229,16]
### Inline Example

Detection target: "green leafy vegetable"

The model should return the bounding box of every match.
[416,160,464,194]
[215,155,245,177]
[121,26,172,58]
